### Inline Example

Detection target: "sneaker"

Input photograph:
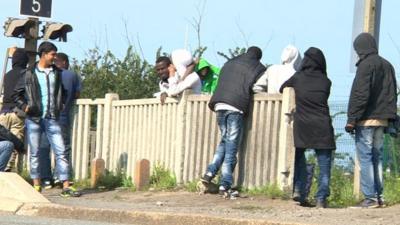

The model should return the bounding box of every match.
[378,198,386,207]
[350,199,379,209]
[316,199,328,209]
[42,180,53,190]
[218,186,227,196]
[200,173,213,184]
[33,185,42,193]
[299,200,315,207]
[60,187,81,197]
[292,191,302,202]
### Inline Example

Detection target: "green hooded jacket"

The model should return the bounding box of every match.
[195,58,220,94]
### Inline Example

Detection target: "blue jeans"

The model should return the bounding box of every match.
[40,119,72,181]
[26,118,70,181]
[0,140,14,171]
[294,148,333,201]
[355,126,384,200]
[206,110,243,189]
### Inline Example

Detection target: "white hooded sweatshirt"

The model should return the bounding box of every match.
[253,45,302,94]
[166,49,202,96]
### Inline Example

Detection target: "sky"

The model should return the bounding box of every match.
[1,0,400,101]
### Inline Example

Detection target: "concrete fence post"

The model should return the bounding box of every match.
[175,90,191,184]
[101,93,119,169]
[277,88,296,190]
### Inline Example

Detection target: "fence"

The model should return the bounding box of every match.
[70,89,296,189]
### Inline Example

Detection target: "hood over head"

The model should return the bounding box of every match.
[300,47,327,74]
[171,49,193,77]
[246,46,262,60]
[12,48,29,68]
[353,32,378,58]
[280,45,302,71]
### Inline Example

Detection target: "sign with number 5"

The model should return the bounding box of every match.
[20,0,52,18]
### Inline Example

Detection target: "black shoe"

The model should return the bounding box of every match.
[299,200,315,207]
[350,199,379,209]
[316,199,328,208]
[42,180,53,190]
[378,198,386,207]
[200,174,212,184]
[292,191,302,202]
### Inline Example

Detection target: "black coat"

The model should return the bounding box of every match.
[347,33,397,124]
[209,49,266,115]
[280,47,336,150]
[1,48,28,111]
[13,63,65,123]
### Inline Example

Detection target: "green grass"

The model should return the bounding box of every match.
[149,163,177,190]
[184,180,199,192]
[383,174,400,205]
[244,183,290,199]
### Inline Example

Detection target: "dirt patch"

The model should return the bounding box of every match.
[43,189,400,225]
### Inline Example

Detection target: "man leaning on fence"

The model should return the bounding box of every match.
[346,33,397,208]
[13,41,81,197]
[200,46,266,198]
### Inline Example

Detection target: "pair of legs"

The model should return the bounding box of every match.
[294,148,333,203]
[0,112,24,172]
[39,119,72,183]
[0,141,14,171]
[26,118,71,189]
[204,110,243,190]
[355,126,384,201]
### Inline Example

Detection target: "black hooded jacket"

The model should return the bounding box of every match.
[280,47,336,150]
[208,48,266,115]
[347,33,397,124]
[1,48,28,111]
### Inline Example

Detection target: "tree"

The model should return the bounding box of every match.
[72,46,159,100]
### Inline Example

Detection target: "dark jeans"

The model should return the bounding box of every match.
[205,110,244,189]
[294,148,333,201]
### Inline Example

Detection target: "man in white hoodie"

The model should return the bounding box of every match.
[253,45,301,94]
[159,49,202,103]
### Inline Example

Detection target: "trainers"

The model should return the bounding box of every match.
[33,185,42,193]
[42,180,53,190]
[200,173,213,184]
[60,187,81,197]
[378,198,386,207]
[292,191,302,202]
[316,199,328,208]
[299,200,315,207]
[350,199,379,209]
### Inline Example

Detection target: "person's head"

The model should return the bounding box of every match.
[171,49,193,77]
[198,67,210,80]
[38,41,57,67]
[246,46,262,60]
[281,45,302,71]
[55,52,69,69]
[195,58,212,80]
[11,48,29,69]
[155,56,172,81]
[353,32,378,58]
[300,47,327,74]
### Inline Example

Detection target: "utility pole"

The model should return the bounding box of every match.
[24,17,39,66]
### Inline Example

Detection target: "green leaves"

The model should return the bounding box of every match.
[73,46,158,100]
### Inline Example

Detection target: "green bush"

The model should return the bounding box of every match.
[149,164,177,190]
